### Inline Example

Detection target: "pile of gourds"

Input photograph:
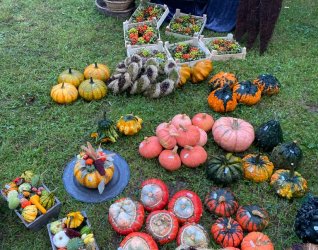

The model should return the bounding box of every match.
[2,170,56,223]
[139,113,214,170]
[50,63,110,104]
[207,72,280,113]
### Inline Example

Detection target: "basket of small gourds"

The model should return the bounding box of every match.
[1,170,62,231]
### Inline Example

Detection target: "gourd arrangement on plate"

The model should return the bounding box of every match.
[139,113,213,170]
[50,63,110,104]
[207,72,280,113]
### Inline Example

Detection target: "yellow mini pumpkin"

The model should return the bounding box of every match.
[78,77,107,101]
[191,59,213,83]
[84,62,110,82]
[22,205,38,223]
[58,68,84,88]
[117,114,143,135]
[178,64,192,87]
[242,153,274,183]
[65,211,84,228]
[50,82,78,104]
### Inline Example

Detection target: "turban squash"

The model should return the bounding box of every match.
[236,205,269,232]
[233,80,261,106]
[177,223,209,248]
[51,82,78,104]
[253,73,280,95]
[119,232,158,250]
[209,71,238,90]
[207,85,238,113]
[58,68,84,87]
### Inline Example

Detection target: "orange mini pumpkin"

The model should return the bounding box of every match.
[84,62,110,82]
[233,80,262,106]
[50,82,78,104]
[208,85,238,113]
[241,232,274,250]
[191,59,213,83]
[209,71,238,90]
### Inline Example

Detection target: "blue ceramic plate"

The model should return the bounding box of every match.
[63,150,130,203]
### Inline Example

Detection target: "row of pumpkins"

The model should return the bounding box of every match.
[110,178,274,250]
[138,112,308,200]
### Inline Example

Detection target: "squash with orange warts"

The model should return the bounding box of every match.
[233,80,262,106]
[208,85,238,113]
[191,59,213,83]
[209,71,238,90]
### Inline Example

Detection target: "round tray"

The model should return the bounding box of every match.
[95,0,135,18]
[63,150,130,203]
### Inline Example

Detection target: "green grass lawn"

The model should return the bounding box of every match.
[1,0,318,249]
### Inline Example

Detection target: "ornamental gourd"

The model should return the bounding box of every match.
[236,205,269,232]
[191,59,213,83]
[180,145,207,168]
[270,163,308,199]
[156,125,178,149]
[212,117,255,152]
[146,210,179,244]
[78,77,107,101]
[242,153,274,183]
[140,179,169,212]
[211,217,243,248]
[176,125,200,147]
[206,153,243,184]
[159,146,182,171]
[177,223,209,248]
[119,232,159,250]
[51,82,78,104]
[22,205,38,223]
[84,62,110,82]
[271,141,303,170]
[108,198,145,235]
[233,80,262,106]
[139,136,163,159]
[209,72,238,90]
[241,232,274,250]
[253,74,280,96]
[58,68,84,88]
[117,114,143,136]
[168,190,203,224]
[178,64,192,87]
[205,187,239,217]
[255,119,283,152]
[65,211,84,228]
[171,114,192,128]
[191,113,214,132]
[208,85,238,113]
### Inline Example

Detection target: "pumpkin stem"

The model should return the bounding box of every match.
[202,113,207,119]
[68,68,72,74]
[94,62,98,68]
[218,196,226,203]
[252,209,265,218]
[289,162,295,178]
[232,119,239,130]
[255,153,261,164]
[184,145,193,150]
[61,82,65,88]
[172,146,178,154]
[179,124,187,131]
[90,77,94,84]
[227,217,232,229]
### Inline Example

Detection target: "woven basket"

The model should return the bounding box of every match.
[104,0,134,11]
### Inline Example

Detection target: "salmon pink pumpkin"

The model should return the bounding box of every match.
[180,145,207,168]
[159,146,182,171]
[192,113,214,132]
[156,122,176,134]
[156,126,178,149]
[212,117,255,152]
[171,114,192,128]
[196,127,208,146]
[176,125,200,147]
[139,136,163,159]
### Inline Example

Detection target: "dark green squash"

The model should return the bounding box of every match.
[206,153,243,185]
[271,141,303,170]
[253,74,280,96]
[255,120,283,152]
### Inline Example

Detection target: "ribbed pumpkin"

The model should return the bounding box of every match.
[191,113,214,132]
[171,114,192,128]
[191,59,213,83]
[22,205,38,223]
[206,153,243,184]
[233,80,262,106]
[51,82,78,104]
[78,77,107,101]
[253,73,280,96]
[241,232,274,250]
[177,223,209,248]
[255,119,283,152]
[271,141,303,170]
[211,217,244,248]
[270,165,308,199]
[178,64,192,87]
[205,187,239,217]
[159,146,182,171]
[168,190,203,224]
[146,210,179,244]
[140,178,169,212]
[139,136,163,159]
[84,62,110,82]
[180,145,207,168]
[58,68,84,87]
[156,125,178,149]
[108,198,145,235]
[209,72,238,90]
[176,125,200,147]
[242,153,274,183]
[212,117,255,152]
[196,127,208,146]
[117,114,143,136]
[119,232,158,250]
[236,205,269,232]
[208,85,238,113]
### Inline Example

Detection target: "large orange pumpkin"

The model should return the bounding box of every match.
[207,85,238,113]
[84,62,110,82]
[241,232,274,250]
[212,117,255,152]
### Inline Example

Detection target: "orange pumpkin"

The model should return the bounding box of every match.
[208,85,238,113]
[191,59,213,83]
[50,82,78,104]
[209,71,238,90]
[159,146,182,171]
[241,232,274,250]
[236,205,269,232]
[84,62,110,82]
[233,80,262,106]
[57,68,84,88]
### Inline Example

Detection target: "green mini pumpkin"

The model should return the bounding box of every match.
[255,120,283,152]
[206,153,243,184]
[271,141,303,170]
